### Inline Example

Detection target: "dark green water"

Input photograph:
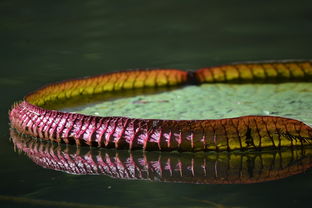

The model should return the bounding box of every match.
[1,0,312,207]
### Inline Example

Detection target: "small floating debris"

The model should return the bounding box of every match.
[132,99,169,104]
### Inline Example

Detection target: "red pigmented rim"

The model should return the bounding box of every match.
[9,60,312,152]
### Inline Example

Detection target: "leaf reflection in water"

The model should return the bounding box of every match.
[10,129,312,184]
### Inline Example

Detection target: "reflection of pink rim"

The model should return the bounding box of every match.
[11,129,312,184]
[9,60,312,152]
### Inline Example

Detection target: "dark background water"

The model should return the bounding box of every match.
[1,0,312,207]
